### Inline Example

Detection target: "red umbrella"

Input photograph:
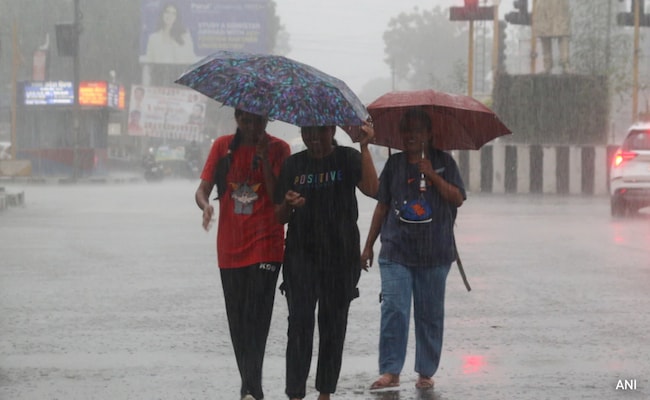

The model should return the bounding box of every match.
[345,89,511,151]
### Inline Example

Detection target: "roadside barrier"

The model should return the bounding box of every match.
[453,144,616,195]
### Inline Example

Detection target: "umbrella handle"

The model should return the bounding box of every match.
[419,142,427,192]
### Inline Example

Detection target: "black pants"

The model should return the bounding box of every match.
[220,263,280,400]
[282,254,359,399]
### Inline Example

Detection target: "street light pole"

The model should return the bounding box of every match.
[468,19,474,97]
[10,20,19,161]
[450,0,495,97]
[633,0,640,121]
[72,0,81,179]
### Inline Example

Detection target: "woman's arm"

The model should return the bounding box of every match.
[428,171,464,207]
[195,179,215,231]
[418,159,464,207]
[360,202,390,270]
[356,122,379,197]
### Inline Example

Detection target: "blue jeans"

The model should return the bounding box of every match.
[378,257,451,378]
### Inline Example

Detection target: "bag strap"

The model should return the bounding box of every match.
[453,234,471,292]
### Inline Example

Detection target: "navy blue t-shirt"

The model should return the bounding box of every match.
[377,149,466,267]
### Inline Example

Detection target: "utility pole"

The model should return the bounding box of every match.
[632,0,640,121]
[450,0,495,97]
[617,0,649,121]
[468,19,475,97]
[72,0,81,179]
[10,20,19,161]
[530,0,536,74]
[492,1,500,89]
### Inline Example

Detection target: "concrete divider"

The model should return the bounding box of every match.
[454,144,611,195]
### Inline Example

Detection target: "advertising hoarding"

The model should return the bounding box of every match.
[128,84,207,141]
[23,81,125,110]
[139,0,270,65]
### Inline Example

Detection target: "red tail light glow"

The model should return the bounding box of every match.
[613,149,638,167]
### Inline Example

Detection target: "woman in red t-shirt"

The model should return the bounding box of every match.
[195,109,290,400]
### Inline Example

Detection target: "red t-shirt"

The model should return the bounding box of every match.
[201,133,290,268]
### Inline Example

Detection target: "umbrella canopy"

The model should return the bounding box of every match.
[175,50,369,128]
[346,89,511,151]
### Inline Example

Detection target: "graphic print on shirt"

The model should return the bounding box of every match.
[230,182,261,215]
[292,169,343,189]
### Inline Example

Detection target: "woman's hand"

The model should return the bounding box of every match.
[417,158,436,180]
[360,245,374,271]
[202,204,215,231]
[358,120,375,147]
[284,190,306,208]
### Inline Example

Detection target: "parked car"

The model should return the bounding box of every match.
[609,122,650,217]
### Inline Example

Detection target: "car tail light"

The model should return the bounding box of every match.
[613,149,638,167]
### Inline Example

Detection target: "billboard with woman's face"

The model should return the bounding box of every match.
[139,0,270,65]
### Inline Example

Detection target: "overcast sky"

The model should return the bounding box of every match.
[273,0,508,93]
[273,0,446,92]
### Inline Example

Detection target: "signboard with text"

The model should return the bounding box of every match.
[23,81,74,105]
[23,80,125,110]
[79,81,108,107]
[139,0,270,65]
[128,84,207,141]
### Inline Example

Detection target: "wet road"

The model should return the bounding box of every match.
[1,179,648,400]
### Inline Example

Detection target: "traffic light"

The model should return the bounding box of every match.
[617,0,650,26]
[504,0,530,25]
[55,23,78,57]
[497,20,507,73]
[449,0,494,21]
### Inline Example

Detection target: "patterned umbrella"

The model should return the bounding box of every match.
[175,50,369,128]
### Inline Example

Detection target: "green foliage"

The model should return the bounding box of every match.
[382,6,468,92]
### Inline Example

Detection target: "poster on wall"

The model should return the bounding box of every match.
[139,0,270,65]
[128,84,207,141]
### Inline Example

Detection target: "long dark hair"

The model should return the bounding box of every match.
[213,110,245,199]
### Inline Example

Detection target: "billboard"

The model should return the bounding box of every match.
[128,84,207,141]
[139,0,270,65]
[23,81,125,110]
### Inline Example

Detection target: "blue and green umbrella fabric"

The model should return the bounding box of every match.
[175,50,369,128]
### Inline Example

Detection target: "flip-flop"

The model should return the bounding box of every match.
[370,373,400,390]
[415,375,434,390]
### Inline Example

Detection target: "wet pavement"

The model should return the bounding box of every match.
[1,179,649,399]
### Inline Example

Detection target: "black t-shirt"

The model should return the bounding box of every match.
[275,146,362,266]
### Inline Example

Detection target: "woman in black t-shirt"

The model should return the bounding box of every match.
[274,123,377,400]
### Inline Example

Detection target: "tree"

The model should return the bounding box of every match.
[569,0,635,123]
[382,6,468,93]
[571,0,632,79]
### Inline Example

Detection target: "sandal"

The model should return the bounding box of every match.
[370,373,400,390]
[415,375,434,390]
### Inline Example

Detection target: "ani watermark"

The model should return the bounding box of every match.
[615,379,638,391]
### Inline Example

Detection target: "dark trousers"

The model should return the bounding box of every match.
[283,256,357,398]
[220,263,280,400]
